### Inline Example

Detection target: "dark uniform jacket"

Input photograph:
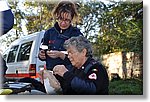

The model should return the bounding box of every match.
[39,22,83,70]
[62,57,109,95]
[0,54,8,83]
[2,9,14,34]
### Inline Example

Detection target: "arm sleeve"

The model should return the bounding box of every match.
[2,9,14,34]
[0,1,14,34]
[76,28,83,36]
[0,55,8,75]
[63,71,96,94]
[72,27,83,37]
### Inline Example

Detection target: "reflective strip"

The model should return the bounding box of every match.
[5,73,40,78]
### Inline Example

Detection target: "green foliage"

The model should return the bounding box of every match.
[109,79,143,95]
[9,1,25,38]
[77,1,108,38]
[95,1,143,56]
[24,1,56,34]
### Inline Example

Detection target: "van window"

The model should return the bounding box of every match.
[7,45,19,63]
[17,41,33,62]
[2,48,10,61]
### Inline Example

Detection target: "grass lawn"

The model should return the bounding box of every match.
[109,78,143,95]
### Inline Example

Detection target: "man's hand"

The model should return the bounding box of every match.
[53,65,68,77]
[39,69,44,84]
[39,69,50,84]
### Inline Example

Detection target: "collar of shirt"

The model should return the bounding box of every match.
[80,57,92,70]
[54,22,71,34]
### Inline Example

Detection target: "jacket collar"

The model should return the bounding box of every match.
[54,22,72,34]
[81,57,92,69]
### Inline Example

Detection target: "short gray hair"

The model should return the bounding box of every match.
[64,36,93,57]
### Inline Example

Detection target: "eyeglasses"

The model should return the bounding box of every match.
[58,17,71,23]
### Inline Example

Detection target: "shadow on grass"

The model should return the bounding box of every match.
[109,78,143,95]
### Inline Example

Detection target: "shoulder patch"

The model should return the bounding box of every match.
[88,73,97,80]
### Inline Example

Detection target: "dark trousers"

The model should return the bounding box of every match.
[18,77,46,93]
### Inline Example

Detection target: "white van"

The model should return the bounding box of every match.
[4,31,46,80]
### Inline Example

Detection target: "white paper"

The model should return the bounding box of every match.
[44,78,55,94]
[50,50,68,54]
[40,45,48,50]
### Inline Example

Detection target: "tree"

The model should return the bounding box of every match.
[77,0,108,38]
[24,1,56,34]
[95,1,143,55]
[95,1,143,79]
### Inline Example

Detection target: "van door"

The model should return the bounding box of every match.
[16,41,33,78]
[34,31,45,79]
[6,45,19,78]
[6,41,33,79]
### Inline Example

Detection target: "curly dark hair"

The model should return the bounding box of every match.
[52,1,78,21]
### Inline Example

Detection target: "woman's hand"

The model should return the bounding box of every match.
[53,65,68,77]
[38,50,46,60]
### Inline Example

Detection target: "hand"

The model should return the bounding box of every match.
[38,50,46,60]
[39,69,49,84]
[39,69,44,84]
[53,65,68,77]
[39,70,61,89]
[46,50,65,59]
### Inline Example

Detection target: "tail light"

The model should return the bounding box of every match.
[29,64,36,76]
